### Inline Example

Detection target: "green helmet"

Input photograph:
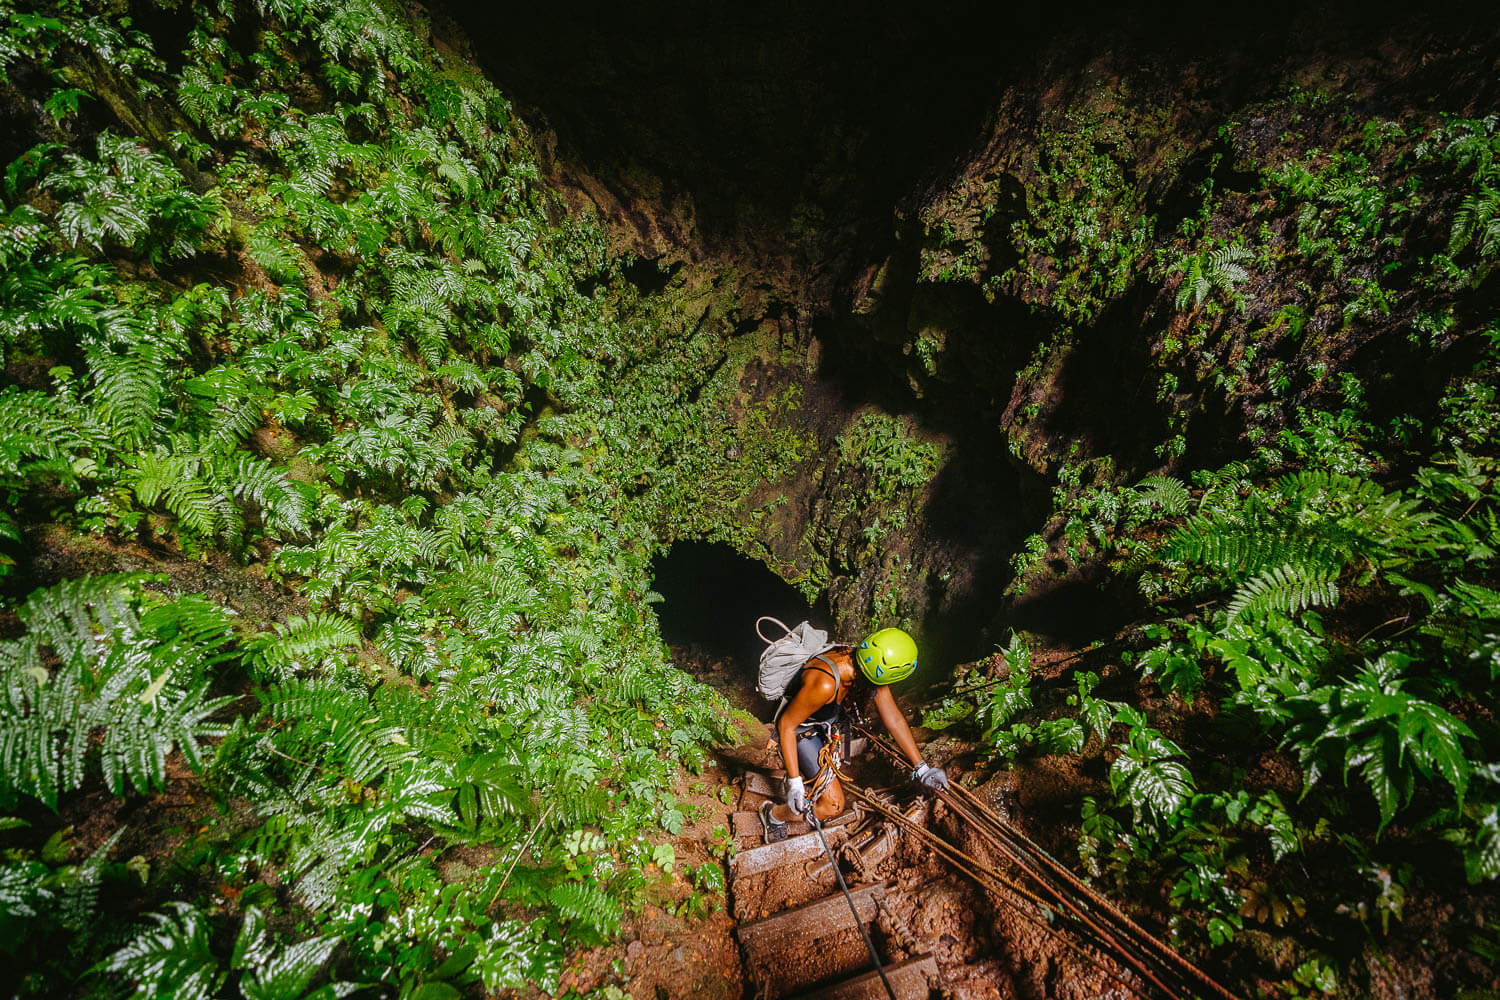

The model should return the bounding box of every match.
[856,628,918,685]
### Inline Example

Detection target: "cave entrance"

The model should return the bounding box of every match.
[651,540,826,719]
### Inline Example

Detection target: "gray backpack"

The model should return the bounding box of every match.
[756,617,837,701]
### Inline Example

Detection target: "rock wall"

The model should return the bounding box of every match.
[438,1,1500,666]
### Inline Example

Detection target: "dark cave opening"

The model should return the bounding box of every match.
[650,541,828,714]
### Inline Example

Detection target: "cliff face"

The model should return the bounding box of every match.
[438,13,1500,995]
[447,2,1499,656]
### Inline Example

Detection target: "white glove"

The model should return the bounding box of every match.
[784,776,807,815]
[912,762,949,792]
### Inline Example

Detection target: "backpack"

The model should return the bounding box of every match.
[755,617,837,701]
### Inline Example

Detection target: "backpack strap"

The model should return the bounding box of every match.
[755,616,792,644]
[805,653,841,704]
[773,654,844,726]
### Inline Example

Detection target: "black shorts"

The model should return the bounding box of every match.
[795,724,828,780]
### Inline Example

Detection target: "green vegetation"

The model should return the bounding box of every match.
[3,1,1499,997]
[917,95,1500,992]
[0,1,734,996]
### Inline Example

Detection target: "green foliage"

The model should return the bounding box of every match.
[0,1,734,993]
[1285,653,1474,830]
[1110,722,1195,824]
[1134,475,1192,517]
[42,133,211,260]
[999,115,1155,323]
[102,903,348,1000]
[0,575,235,809]
[1171,243,1253,312]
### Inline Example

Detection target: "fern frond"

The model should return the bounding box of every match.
[224,453,312,538]
[88,339,164,443]
[0,387,96,482]
[102,902,221,1000]
[1134,475,1192,517]
[1451,185,1500,258]
[1173,244,1253,310]
[262,679,409,785]
[0,578,232,808]
[129,450,242,543]
[1227,562,1340,622]
[547,882,620,939]
[244,613,360,680]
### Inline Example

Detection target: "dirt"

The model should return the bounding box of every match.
[556,758,749,1000]
[19,522,304,629]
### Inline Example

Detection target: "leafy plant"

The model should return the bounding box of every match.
[1172,243,1254,311]
[0,575,235,809]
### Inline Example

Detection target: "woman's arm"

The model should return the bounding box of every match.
[777,672,836,779]
[873,684,923,768]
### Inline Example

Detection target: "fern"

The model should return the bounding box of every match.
[1227,562,1341,622]
[1110,724,1195,825]
[244,613,361,681]
[42,133,208,259]
[129,449,243,544]
[547,882,620,941]
[451,751,530,833]
[100,902,221,1000]
[1286,654,1475,830]
[0,576,235,808]
[0,386,97,484]
[1134,475,1192,517]
[102,903,344,1000]
[261,678,408,785]
[231,908,343,1000]
[224,453,313,538]
[1172,243,1253,310]
[1450,185,1500,258]
[88,338,165,444]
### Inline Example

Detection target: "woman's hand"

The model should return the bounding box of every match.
[784,775,807,814]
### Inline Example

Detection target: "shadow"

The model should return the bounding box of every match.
[651,540,828,681]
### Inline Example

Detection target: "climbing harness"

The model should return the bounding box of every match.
[853,725,1245,1000]
[800,717,843,805]
[804,805,899,1000]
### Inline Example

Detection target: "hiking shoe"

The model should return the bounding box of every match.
[760,800,787,843]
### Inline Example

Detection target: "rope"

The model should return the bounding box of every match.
[856,726,1245,1000]
[841,782,1152,1000]
[944,782,1242,1000]
[806,808,898,1000]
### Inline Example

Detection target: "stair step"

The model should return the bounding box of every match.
[790,955,938,1000]
[731,825,850,879]
[737,882,889,963]
[732,808,861,843]
[744,770,784,798]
